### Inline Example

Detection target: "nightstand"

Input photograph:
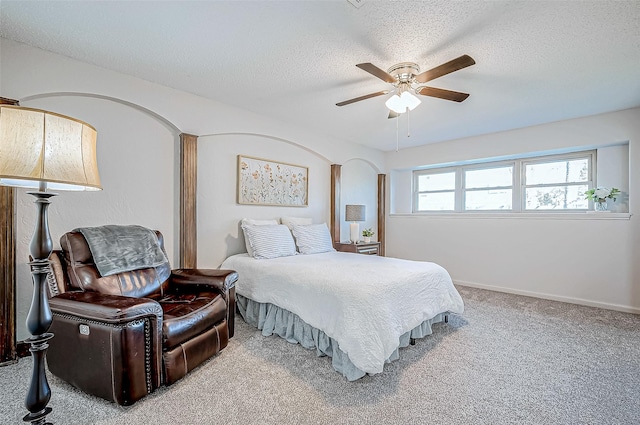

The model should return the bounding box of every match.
[334,241,381,256]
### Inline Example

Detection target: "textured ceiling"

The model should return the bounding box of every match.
[1,1,639,152]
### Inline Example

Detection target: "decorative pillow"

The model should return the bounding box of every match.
[241,218,279,256]
[241,224,297,259]
[280,216,313,230]
[291,223,336,255]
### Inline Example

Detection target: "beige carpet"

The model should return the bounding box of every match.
[1,286,639,425]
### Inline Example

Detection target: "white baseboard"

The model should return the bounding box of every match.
[453,279,640,315]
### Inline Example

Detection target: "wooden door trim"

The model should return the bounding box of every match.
[180,134,198,269]
[330,164,341,245]
[0,97,18,365]
[377,174,386,256]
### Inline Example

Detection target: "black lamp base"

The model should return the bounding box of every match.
[23,407,52,425]
[23,192,56,425]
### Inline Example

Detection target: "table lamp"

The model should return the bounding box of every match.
[345,204,365,244]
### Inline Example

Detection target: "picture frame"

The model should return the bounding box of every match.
[237,155,308,206]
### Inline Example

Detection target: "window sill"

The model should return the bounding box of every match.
[389,212,632,220]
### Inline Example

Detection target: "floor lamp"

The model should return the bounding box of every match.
[0,105,101,424]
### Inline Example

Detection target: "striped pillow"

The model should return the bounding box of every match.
[291,223,335,255]
[241,218,279,256]
[242,224,297,259]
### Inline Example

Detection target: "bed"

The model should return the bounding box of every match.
[221,221,464,380]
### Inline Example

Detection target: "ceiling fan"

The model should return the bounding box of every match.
[336,55,476,117]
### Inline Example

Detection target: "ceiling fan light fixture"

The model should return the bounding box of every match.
[385,94,405,113]
[385,91,421,113]
[401,91,421,111]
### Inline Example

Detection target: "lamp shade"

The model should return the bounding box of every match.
[385,94,405,114]
[401,91,421,111]
[345,204,365,222]
[0,105,101,191]
[385,91,421,114]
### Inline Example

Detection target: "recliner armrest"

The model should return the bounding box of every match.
[170,269,238,339]
[50,291,163,323]
[170,269,238,295]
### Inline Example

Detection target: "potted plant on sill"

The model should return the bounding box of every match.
[585,187,620,212]
[362,228,374,243]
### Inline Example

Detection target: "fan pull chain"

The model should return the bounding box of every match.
[407,108,411,139]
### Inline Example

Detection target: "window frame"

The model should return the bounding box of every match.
[412,150,596,213]
[462,161,516,212]
[412,167,457,212]
[520,151,594,211]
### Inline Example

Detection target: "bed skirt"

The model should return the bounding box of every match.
[237,294,447,381]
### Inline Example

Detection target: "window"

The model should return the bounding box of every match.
[413,151,594,213]
[523,157,590,210]
[464,165,513,210]
[415,170,455,211]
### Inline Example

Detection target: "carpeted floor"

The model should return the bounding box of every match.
[1,286,639,425]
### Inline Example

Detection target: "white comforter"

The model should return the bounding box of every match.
[221,251,464,375]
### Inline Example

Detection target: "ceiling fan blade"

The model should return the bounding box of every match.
[416,86,470,102]
[356,63,397,83]
[336,90,389,107]
[414,55,476,83]
[388,110,399,119]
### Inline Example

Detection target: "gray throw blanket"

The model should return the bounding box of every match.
[75,225,168,277]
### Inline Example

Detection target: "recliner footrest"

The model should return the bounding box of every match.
[162,320,229,385]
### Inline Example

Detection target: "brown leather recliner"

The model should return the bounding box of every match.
[45,228,237,406]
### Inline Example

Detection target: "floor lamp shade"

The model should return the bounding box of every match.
[345,204,365,243]
[0,105,101,191]
[0,105,101,424]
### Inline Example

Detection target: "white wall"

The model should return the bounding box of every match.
[385,108,640,313]
[197,134,332,267]
[339,159,379,244]
[1,38,384,340]
[197,142,384,267]
[597,144,630,212]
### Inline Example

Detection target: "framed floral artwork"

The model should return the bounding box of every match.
[237,155,308,206]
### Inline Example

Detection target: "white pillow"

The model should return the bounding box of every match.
[280,216,313,230]
[241,224,297,259]
[291,223,336,255]
[241,218,278,256]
